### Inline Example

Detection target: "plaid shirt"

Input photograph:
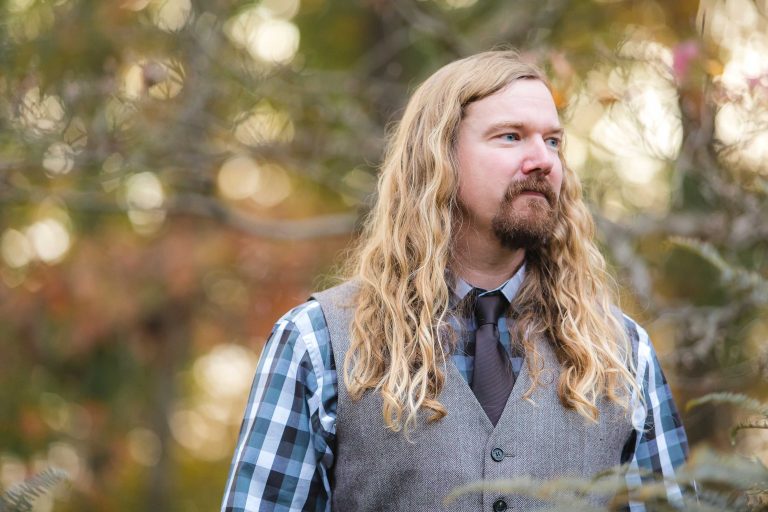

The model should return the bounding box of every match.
[222,269,689,511]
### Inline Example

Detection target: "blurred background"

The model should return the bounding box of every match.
[0,0,766,510]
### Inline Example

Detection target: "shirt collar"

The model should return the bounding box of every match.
[451,263,526,304]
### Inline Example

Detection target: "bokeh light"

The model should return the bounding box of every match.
[217,156,293,208]
[1,229,34,268]
[698,0,768,174]
[150,0,192,33]
[250,19,300,64]
[566,39,684,217]
[439,0,479,8]
[250,162,292,208]
[120,0,151,11]
[261,0,301,19]
[720,35,768,92]
[104,97,137,132]
[217,155,261,200]
[43,142,76,176]
[25,219,71,264]
[128,428,162,467]
[169,407,229,461]
[225,6,301,65]
[5,2,55,42]
[169,344,259,461]
[125,172,165,210]
[0,455,26,491]
[121,59,185,100]
[125,172,167,234]
[47,442,80,483]
[193,344,258,400]
[234,102,294,147]
[7,0,35,12]
[18,87,66,136]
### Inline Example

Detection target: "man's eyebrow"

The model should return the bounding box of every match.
[483,122,564,137]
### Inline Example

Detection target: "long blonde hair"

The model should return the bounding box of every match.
[344,50,638,434]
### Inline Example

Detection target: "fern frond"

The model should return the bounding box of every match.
[730,419,768,445]
[0,467,68,512]
[686,392,768,416]
[681,449,768,489]
[445,467,644,511]
[691,488,750,512]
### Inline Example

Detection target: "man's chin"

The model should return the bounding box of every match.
[491,211,556,251]
[510,196,553,213]
[501,203,552,223]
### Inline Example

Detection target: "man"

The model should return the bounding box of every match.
[222,50,690,512]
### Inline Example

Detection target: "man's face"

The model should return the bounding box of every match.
[455,79,564,250]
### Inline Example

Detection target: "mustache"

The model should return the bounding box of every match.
[502,177,557,207]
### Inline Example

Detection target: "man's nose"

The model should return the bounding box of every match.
[520,137,555,175]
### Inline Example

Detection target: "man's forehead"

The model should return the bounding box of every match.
[463,109,563,134]
[462,81,562,129]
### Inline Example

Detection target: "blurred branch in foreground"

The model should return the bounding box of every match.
[0,468,68,512]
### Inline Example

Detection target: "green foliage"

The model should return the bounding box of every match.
[687,392,768,418]
[445,447,767,511]
[688,391,768,446]
[0,468,68,512]
[446,393,768,511]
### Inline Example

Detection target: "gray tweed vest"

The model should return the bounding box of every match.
[312,280,634,512]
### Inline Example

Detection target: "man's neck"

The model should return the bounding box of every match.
[451,226,526,290]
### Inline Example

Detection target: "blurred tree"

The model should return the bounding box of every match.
[0,0,766,510]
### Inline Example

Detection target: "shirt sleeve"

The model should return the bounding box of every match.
[221,300,337,512]
[624,319,690,511]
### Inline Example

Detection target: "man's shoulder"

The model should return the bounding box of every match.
[269,278,360,347]
[268,300,336,369]
[310,278,360,300]
[275,300,327,337]
[607,308,655,372]
[615,312,662,385]
[310,278,361,306]
[617,312,652,347]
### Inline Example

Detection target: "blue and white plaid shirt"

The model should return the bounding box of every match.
[222,268,689,511]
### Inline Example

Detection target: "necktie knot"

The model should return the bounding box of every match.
[474,292,508,327]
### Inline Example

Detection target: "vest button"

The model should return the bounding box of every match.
[491,447,504,461]
[493,498,508,511]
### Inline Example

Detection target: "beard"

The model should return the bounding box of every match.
[491,176,558,251]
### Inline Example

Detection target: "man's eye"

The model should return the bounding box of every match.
[501,133,520,142]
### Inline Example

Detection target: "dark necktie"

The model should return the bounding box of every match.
[470,291,514,426]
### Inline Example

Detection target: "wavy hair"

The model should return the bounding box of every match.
[344,50,639,434]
